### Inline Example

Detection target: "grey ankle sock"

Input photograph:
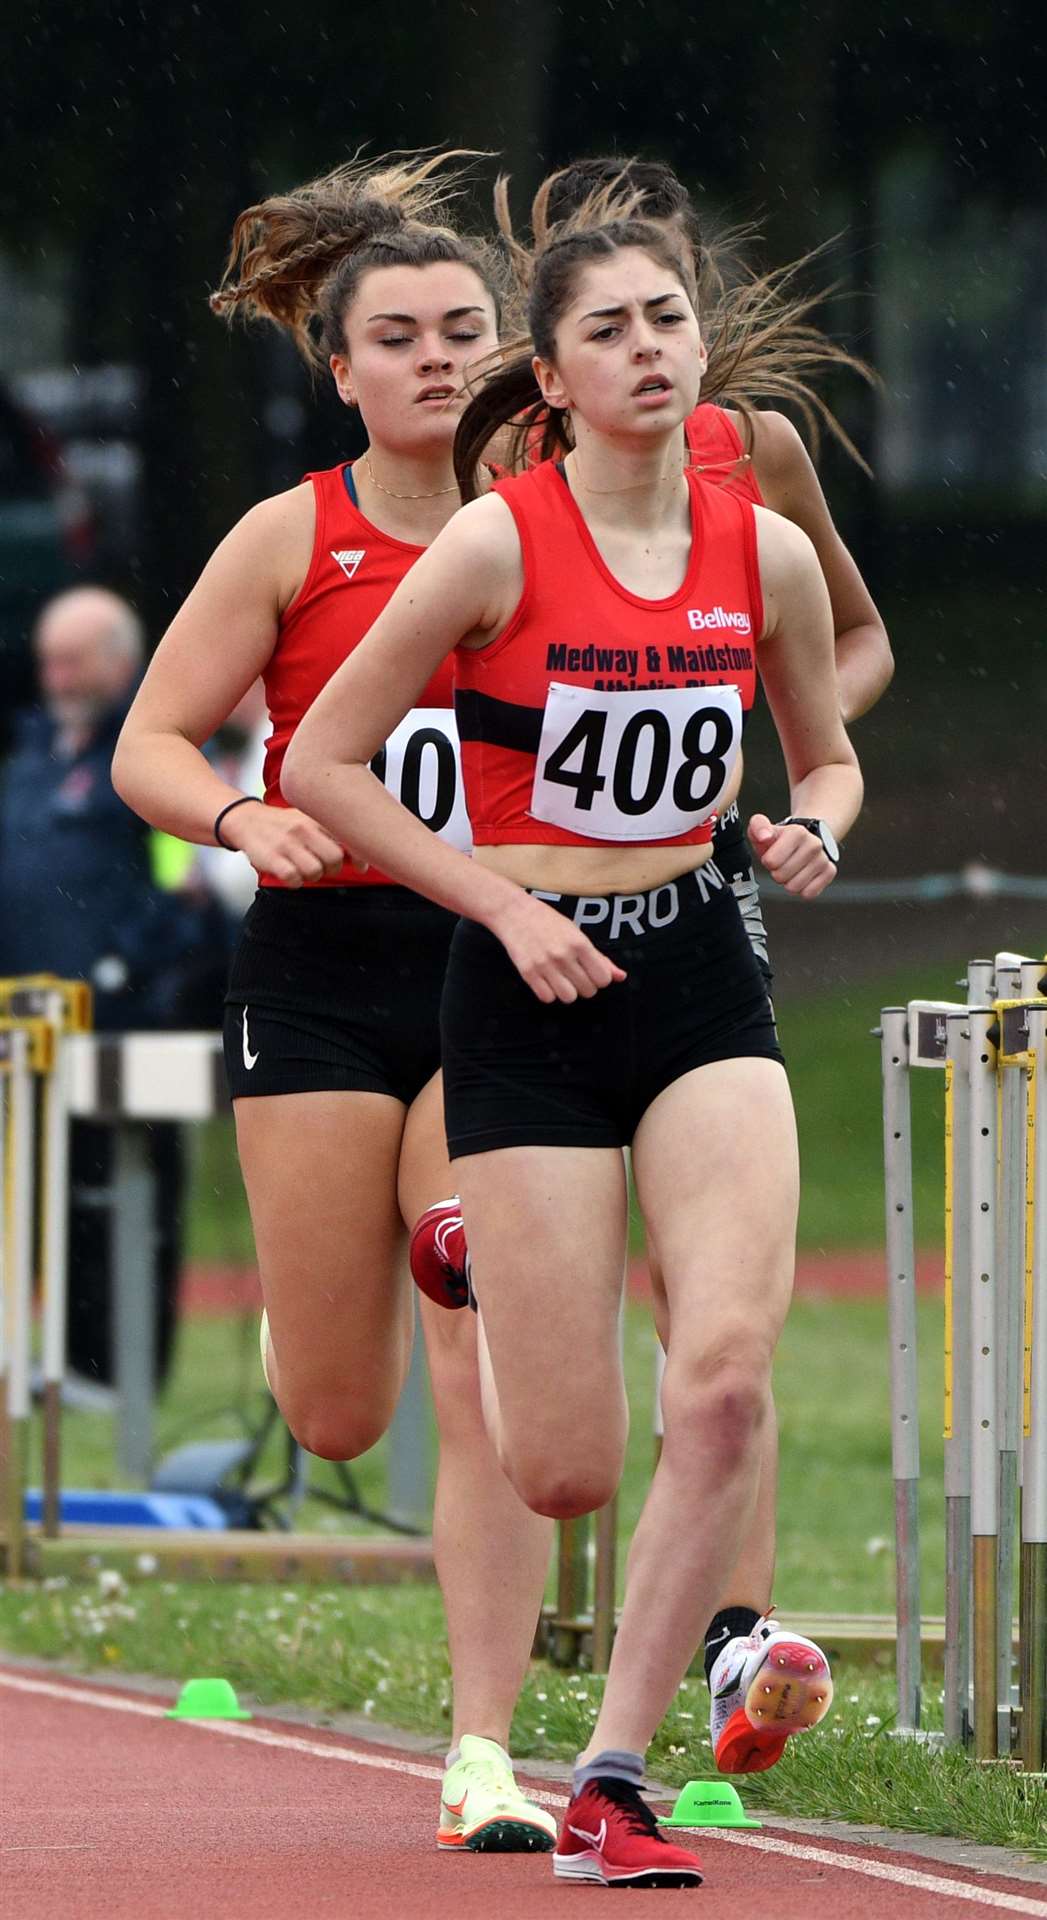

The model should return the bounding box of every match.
[444,1746,460,1770]
[573,1748,645,1795]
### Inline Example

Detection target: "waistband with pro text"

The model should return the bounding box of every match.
[528,860,729,940]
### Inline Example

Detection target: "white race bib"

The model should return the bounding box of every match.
[371,708,472,853]
[529,682,742,843]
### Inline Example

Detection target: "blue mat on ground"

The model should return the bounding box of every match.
[23,1489,230,1529]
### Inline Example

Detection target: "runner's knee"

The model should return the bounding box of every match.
[501,1426,624,1519]
[662,1339,772,1469]
[510,1458,621,1521]
[279,1384,396,1462]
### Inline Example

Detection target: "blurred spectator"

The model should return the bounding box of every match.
[0,586,226,1396]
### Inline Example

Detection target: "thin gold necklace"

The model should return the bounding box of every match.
[363,456,458,501]
[567,453,686,497]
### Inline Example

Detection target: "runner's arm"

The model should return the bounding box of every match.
[750,410,892,723]
[283,497,625,1003]
[750,507,864,899]
[111,488,345,885]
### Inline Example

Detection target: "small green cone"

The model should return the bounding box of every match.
[166,1677,252,1721]
[659,1779,761,1829]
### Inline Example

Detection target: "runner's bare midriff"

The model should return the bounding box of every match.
[475,838,716,896]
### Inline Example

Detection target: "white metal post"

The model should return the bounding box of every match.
[943,1011,973,1746]
[40,1012,71,1536]
[1,1028,34,1577]
[968,1006,1000,1759]
[881,1007,921,1731]
[1020,1004,1047,1772]
[993,963,1025,1753]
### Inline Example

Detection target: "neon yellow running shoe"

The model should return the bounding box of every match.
[438,1735,557,1852]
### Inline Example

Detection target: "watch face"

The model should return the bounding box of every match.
[819,822,840,864]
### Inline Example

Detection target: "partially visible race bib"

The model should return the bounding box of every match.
[529,682,742,843]
[371,708,472,853]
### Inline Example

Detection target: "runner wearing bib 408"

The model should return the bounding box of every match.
[284,187,863,1893]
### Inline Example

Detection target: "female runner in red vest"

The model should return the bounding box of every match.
[112,154,559,1854]
[284,178,863,1891]
[410,154,892,1780]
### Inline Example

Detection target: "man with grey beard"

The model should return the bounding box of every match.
[0,586,195,1394]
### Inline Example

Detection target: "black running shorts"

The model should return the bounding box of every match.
[223,885,457,1106]
[440,860,784,1159]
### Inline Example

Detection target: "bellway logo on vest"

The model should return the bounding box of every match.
[331,549,365,580]
[686,606,751,634]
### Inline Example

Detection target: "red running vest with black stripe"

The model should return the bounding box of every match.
[261,463,455,888]
[454,460,763,850]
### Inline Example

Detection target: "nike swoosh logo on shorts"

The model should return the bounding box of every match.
[242,1006,259,1071]
[568,1819,607,1850]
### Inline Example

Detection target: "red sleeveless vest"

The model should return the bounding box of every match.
[454,462,762,849]
[262,464,459,888]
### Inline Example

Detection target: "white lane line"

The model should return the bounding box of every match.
[714,1831,1047,1917]
[0,1671,568,1805]
[3,1671,1044,1913]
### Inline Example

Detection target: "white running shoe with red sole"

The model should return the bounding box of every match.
[709,1613,833,1773]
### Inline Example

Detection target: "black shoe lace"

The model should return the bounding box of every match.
[592,1776,664,1840]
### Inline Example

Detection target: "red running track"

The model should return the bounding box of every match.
[3,1669,1043,1920]
[182,1250,945,1319]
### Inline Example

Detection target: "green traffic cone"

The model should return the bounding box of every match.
[166,1677,252,1721]
[659,1779,761,1828]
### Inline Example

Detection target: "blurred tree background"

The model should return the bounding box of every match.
[1,0,1043,905]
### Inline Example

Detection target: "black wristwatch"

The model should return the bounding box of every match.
[781,817,840,866]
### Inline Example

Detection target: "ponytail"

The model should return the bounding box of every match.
[454,166,875,498]
[210,150,503,371]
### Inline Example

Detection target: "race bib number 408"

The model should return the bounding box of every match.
[370,708,472,853]
[529,682,742,842]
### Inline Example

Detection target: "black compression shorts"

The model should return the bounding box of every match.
[440,860,784,1159]
[223,885,456,1106]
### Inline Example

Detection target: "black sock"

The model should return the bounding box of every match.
[703,1606,761,1686]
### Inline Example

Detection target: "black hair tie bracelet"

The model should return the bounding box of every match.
[213,795,263,848]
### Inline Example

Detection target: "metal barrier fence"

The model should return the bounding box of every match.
[1,978,92,1573]
[880,951,1047,1772]
[0,985,431,1578]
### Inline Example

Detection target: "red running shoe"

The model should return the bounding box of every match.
[553,1778,703,1889]
[408,1197,475,1311]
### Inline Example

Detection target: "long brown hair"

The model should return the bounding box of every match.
[455,163,875,497]
[210,150,504,372]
